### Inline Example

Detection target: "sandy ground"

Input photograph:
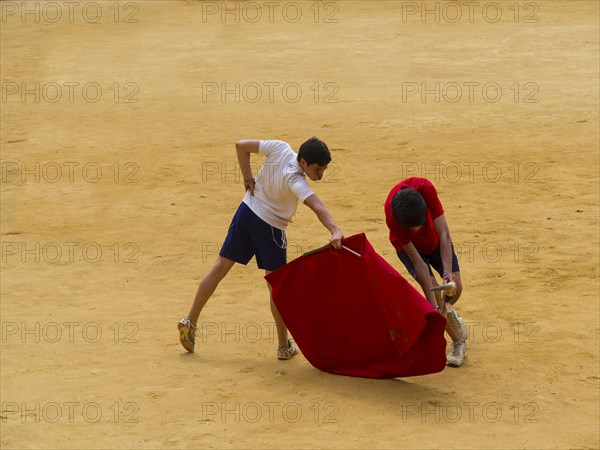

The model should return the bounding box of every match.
[1,1,599,448]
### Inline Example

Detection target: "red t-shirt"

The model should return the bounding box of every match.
[384,178,444,254]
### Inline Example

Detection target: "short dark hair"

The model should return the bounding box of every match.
[391,188,427,228]
[298,137,331,166]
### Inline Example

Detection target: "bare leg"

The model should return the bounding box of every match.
[187,256,236,325]
[265,270,289,348]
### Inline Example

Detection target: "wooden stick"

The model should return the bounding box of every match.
[302,243,332,257]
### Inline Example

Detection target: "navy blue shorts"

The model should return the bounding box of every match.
[219,202,287,271]
[398,243,460,279]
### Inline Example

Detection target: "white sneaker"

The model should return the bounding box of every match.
[277,339,298,360]
[447,339,467,367]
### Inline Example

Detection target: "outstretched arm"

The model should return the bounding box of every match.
[235,140,260,195]
[304,194,343,249]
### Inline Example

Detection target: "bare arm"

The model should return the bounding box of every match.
[402,241,438,308]
[235,140,260,195]
[433,214,455,283]
[303,194,343,249]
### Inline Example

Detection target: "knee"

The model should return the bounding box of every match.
[208,256,234,279]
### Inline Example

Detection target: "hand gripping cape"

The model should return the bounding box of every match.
[265,233,447,379]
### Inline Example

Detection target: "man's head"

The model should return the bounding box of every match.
[298,137,331,181]
[391,188,427,229]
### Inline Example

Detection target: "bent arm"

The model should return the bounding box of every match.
[236,140,260,194]
[402,241,438,308]
[304,194,343,248]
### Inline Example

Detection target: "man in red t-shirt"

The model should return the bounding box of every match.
[385,177,468,367]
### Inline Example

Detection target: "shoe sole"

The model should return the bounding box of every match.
[446,360,463,367]
[178,322,194,353]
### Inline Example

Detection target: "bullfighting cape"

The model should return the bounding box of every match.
[265,233,447,379]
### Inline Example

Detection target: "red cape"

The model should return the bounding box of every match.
[265,233,447,379]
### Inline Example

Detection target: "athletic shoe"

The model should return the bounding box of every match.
[447,339,467,367]
[178,316,197,353]
[277,339,298,360]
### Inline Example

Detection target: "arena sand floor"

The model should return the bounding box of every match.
[1,1,598,448]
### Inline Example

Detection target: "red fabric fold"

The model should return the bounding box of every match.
[265,233,447,379]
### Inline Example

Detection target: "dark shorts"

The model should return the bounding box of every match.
[219,202,287,271]
[398,243,460,279]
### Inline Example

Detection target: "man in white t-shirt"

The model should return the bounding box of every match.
[178,137,344,360]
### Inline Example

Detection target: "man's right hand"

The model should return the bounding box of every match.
[329,229,343,249]
[244,178,255,196]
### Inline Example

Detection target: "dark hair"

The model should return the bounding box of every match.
[391,188,427,228]
[298,137,331,166]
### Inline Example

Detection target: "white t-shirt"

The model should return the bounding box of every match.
[243,140,314,230]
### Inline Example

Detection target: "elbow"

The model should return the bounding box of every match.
[236,139,251,150]
[236,139,256,154]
